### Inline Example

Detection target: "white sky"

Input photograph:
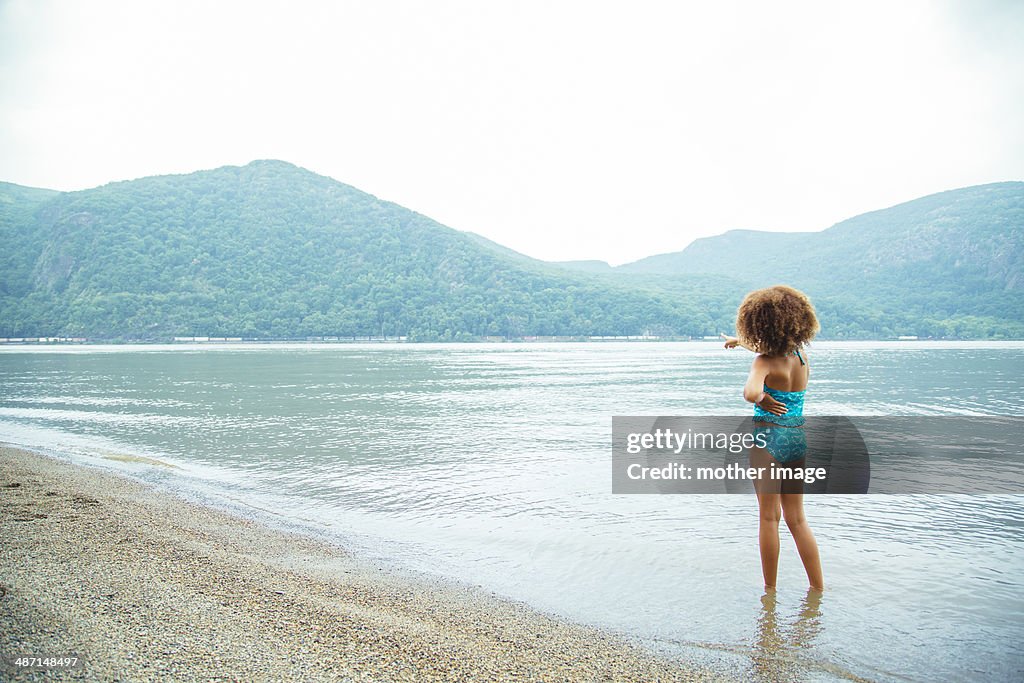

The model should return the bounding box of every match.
[1,0,1022,265]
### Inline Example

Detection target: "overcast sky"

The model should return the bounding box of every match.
[1,0,1022,264]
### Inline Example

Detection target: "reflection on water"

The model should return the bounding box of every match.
[751,590,825,682]
[0,341,1022,682]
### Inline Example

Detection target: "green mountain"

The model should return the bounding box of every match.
[620,182,1022,284]
[561,182,1024,339]
[0,161,734,340]
[552,260,616,274]
[0,163,1020,340]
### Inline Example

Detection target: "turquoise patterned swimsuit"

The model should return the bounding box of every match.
[753,349,807,463]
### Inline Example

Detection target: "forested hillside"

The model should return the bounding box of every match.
[1,163,1020,340]
[0,162,736,340]
[562,182,1024,339]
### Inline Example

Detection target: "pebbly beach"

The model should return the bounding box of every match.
[0,446,719,682]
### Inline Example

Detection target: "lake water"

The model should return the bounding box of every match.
[1,342,1021,681]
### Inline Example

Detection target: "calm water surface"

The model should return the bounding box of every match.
[1,342,1021,682]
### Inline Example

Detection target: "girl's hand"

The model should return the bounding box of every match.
[721,333,740,349]
[756,392,788,416]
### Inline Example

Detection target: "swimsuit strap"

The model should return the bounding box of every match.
[793,348,805,366]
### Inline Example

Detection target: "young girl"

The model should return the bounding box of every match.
[722,285,824,591]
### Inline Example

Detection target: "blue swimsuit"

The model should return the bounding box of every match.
[753,349,807,464]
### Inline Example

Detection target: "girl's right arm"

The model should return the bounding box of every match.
[721,333,755,352]
[743,356,771,404]
[743,356,788,416]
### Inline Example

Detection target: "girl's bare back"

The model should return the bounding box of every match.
[761,350,809,393]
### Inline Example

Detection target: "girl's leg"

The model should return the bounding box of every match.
[781,492,824,590]
[756,491,782,588]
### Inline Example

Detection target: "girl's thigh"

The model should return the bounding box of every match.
[750,446,781,496]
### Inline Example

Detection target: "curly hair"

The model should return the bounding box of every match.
[735,285,820,356]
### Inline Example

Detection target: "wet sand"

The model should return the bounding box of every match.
[0,446,719,682]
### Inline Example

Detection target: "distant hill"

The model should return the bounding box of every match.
[0,163,1020,340]
[561,183,1024,339]
[621,182,1022,285]
[0,161,732,340]
[552,260,616,274]
[616,230,810,276]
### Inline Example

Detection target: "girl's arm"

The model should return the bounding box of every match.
[743,356,771,403]
[721,333,756,352]
[743,356,788,415]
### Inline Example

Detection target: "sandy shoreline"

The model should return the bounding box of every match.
[0,446,718,682]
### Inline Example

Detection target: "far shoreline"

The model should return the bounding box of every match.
[2,338,1023,349]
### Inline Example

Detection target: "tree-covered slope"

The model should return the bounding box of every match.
[1,163,1020,340]
[0,182,62,301]
[0,161,730,340]
[611,182,1024,338]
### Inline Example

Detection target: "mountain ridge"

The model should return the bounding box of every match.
[0,161,731,340]
[1,162,1021,340]
[548,181,1023,276]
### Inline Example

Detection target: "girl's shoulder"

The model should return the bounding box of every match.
[753,349,810,370]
